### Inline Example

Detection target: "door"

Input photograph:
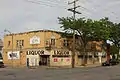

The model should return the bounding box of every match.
[27,58,29,67]
[39,55,49,66]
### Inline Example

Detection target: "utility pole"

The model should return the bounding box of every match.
[68,0,81,68]
[19,44,22,66]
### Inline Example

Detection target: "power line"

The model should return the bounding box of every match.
[36,0,67,7]
[25,0,67,8]
[25,0,55,7]
[46,0,67,5]
[25,0,93,16]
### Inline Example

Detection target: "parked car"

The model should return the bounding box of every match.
[0,62,4,68]
[102,59,119,66]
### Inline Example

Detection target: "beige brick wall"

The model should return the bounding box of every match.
[3,30,104,67]
[3,31,71,67]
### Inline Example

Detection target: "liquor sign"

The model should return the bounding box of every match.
[27,50,50,55]
[7,51,20,60]
[54,50,70,56]
[30,36,40,44]
[98,52,102,57]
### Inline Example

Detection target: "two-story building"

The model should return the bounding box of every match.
[3,30,106,67]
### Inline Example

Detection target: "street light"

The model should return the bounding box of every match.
[4,29,14,67]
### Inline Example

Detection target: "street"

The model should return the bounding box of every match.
[0,65,120,80]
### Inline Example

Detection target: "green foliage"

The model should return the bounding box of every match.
[58,16,120,57]
[110,23,120,48]
[110,45,119,55]
[58,16,120,65]
[58,17,112,45]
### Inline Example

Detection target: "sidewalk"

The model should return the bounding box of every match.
[45,63,101,69]
[2,63,102,70]
[76,63,101,68]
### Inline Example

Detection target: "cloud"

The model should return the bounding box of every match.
[0,0,71,33]
[0,0,120,38]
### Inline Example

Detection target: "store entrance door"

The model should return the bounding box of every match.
[26,58,29,67]
[39,55,50,66]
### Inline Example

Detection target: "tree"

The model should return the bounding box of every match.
[109,23,120,58]
[110,45,119,57]
[110,23,120,48]
[58,17,96,65]
[58,17,112,65]
[91,17,112,41]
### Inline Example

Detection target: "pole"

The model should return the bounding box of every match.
[72,1,76,68]
[106,43,110,64]
[68,0,81,68]
[12,34,13,68]
[20,45,22,67]
[72,31,75,68]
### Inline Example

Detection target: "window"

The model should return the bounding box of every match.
[86,43,91,50]
[0,53,3,59]
[21,40,24,47]
[8,41,11,47]
[16,40,24,48]
[51,39,55,46]
[16,40,19,48]
[91,43,96,50]
[45,40,49,46]
[63,40,69,47]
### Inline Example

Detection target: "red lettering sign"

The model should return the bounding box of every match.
[54,58,58,62]
[66,58,70,62]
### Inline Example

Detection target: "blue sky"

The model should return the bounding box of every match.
[0,0,120,38]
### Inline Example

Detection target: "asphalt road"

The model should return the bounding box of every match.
[0,65,120,80]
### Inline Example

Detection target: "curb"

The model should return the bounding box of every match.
[46,65,101,69]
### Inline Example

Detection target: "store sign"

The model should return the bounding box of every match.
[54,58,58,62]
[54,50,70,56]
[98,52,102,57]
[30,36,40,44]
[66,58,70,62]
[27,50,50,55]
[7,51,20,60]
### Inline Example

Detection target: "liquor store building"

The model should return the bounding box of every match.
[3,30,105,67]
[3,30,72,67]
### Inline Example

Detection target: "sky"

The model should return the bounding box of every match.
[0,0,120,38]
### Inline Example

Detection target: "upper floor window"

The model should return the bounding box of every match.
[45,40,49,46]
[51,39,55,46]
[63,40,69,47]
[91,43,96,50]
[16,40,24,48]
[50,34,55,46]
[21,40,24,47]
[8,41,11,47]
